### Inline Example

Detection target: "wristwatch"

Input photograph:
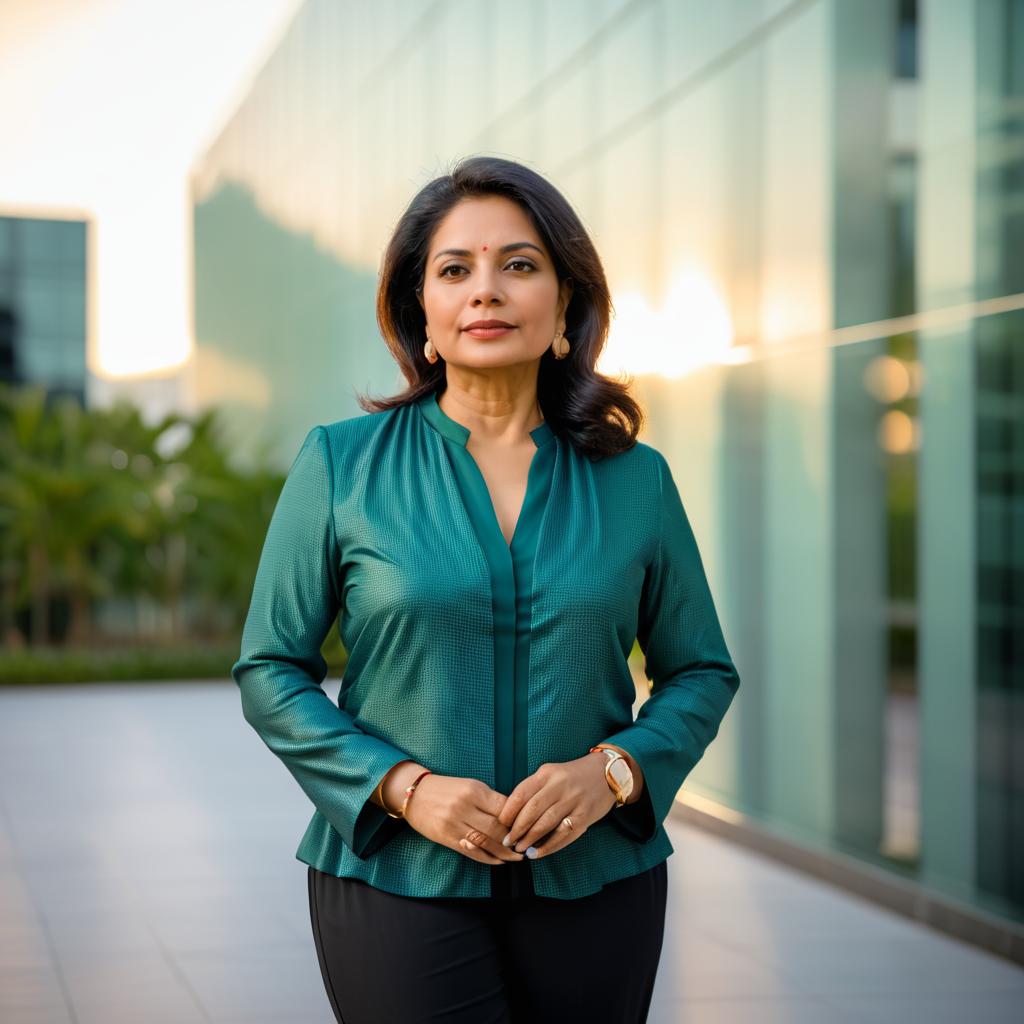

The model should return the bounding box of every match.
[590,745,634,807]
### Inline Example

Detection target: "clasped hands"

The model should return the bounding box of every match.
[494,752,620,861]
[401,750,628,866]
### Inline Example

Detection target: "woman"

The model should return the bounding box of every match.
[232,156,741,1023]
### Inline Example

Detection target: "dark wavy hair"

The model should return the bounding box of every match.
[357,155,645,459]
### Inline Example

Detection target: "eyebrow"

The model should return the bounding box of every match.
[432,241,545,263]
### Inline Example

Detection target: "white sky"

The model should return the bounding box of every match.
[0,0,303,381]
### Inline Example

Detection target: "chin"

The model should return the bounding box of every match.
[463,351,540,368]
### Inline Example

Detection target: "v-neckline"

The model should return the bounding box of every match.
[419,390,552,449]
[417,390,554,552]
[481,446,541,549]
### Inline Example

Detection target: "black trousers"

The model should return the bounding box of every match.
[308,859,669,1024]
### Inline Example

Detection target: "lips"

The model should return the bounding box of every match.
[464,325,515,339]
[463,319,516,340]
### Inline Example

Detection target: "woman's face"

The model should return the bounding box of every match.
[419,195,572,372]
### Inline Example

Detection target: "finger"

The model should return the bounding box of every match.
[458,838,505,864]
[464,787,526,861]
[465,819,526,863]
[529,829,573,859]
[531,817,584,859]
[520,798,585,856]
[480,786,528,844]
[510,802,574,853]
[460,834,523,863]
[495,779,541,830]
[483,836,526,862]
[503,789,554,847]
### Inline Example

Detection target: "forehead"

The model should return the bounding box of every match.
[429,195,540,250]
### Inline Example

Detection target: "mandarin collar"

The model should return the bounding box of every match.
[417,391,554,449]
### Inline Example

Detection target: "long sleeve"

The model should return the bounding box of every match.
[602,448,741,844]
[231,425,413,860]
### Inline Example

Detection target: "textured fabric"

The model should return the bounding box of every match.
[307,860,667,1023]
[427,391,555,898]
[232,388,741,900]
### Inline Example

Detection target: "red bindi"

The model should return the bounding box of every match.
[482,244,488,251]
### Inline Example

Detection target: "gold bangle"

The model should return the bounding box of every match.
[376,761,410,818]
[397,769,433,819]
[378,783,401,818]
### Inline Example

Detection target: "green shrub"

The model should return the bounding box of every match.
[0,642,348,685]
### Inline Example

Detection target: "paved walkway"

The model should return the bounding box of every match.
[1,682,1021,1023]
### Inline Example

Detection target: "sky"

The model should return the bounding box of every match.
[0,0,303,386]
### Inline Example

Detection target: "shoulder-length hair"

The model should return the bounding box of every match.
[357,155,645,460]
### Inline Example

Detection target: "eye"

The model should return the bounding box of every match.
[439,259,535,278]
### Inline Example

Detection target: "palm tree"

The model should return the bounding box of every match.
[0,384,62,645]
[0,381,291,654]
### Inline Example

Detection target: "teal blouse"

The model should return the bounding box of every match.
[422,392,554,899]
[232,389,740,900]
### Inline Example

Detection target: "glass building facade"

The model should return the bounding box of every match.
[0,215,87,402]
[191,0,1023,933]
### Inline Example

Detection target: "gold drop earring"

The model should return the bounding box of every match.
[424,332,438,364]
[551,329,570,360]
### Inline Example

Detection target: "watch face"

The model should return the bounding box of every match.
[609,757,632,790]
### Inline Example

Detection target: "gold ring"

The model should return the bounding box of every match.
[561,816,574,830]
[465,829,486,846]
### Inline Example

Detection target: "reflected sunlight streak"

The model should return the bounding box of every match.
[601,267,735,379]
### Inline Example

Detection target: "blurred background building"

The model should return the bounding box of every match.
[0,216,88,403]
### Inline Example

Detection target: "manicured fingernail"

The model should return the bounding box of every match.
[525,846,538,859]
[502,834,512,847]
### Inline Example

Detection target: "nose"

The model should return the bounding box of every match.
[467,266,506,306]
